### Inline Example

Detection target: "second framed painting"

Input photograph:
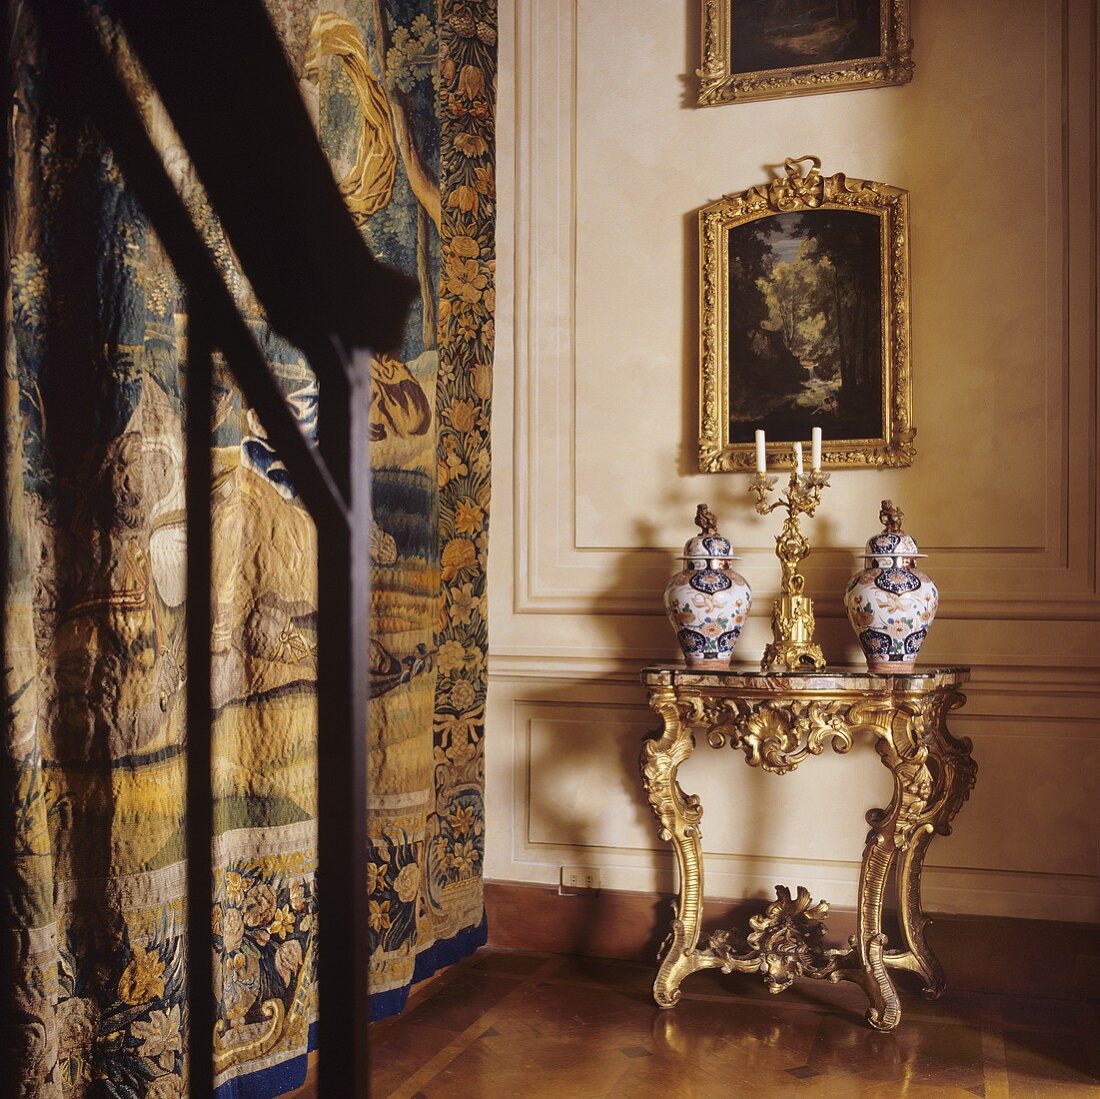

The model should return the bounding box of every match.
[698,155,913,472]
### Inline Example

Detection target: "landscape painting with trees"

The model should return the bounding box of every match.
[726,208,884,444]
[698,0,911,106]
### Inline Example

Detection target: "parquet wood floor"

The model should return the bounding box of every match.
[289,947,1100,1097]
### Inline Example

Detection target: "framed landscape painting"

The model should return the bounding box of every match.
[698,156,913,471]
[698,0,913,106]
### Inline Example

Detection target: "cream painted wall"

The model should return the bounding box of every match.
[487,0,1100,921]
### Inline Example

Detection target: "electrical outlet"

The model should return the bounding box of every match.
[559,865,601,895]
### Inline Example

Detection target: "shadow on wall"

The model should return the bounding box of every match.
[508,515,809,961]
[498,445,925,958]
[679,0,704,109]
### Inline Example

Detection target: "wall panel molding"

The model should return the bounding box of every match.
[487,681,1100,923]
[489,0,1100,926]
[509,0,1099,625]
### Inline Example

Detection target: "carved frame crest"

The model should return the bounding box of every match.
[699,155,913,472]
[698,0,913,106]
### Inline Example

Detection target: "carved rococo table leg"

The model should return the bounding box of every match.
[847,689,976,1030]
[640,687,721,1006]
[890,689,977,998]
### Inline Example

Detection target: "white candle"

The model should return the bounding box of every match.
[811,427,822,471]
[755,429,766,474]
[793,441,804,476]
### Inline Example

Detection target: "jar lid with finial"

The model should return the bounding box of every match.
[862,500,926,561]
[679,503,740,560]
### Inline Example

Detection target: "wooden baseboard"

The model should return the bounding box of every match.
[485,880,1100,1001]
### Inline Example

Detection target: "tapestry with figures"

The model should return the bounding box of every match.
[3,0,495,1095]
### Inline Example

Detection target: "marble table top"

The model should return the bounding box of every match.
[641,664,970,693]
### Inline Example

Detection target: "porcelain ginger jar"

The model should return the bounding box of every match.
[664,504,752,669]
[844,500,938,674]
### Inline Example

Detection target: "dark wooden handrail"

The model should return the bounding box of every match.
[184,320,216,1097]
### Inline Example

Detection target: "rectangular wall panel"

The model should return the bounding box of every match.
[487,0,1100,925]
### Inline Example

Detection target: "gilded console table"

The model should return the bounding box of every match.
[639,665,976,1031]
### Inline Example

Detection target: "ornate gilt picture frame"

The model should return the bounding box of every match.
[698,1,913,106]
[699,156,913,472]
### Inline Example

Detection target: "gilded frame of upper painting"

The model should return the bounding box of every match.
[699,156,913,472]
[698,0,913,106]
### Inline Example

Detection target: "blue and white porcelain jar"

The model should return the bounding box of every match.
[664,504,752,669]
[844,500,938,673]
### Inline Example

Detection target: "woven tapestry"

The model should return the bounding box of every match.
[2,0,495,1094]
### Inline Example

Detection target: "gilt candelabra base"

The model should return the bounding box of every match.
[761,642,826,672]
[761,594,826,671]
[765,602,827,668]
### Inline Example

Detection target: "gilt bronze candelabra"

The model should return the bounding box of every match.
[749,468,830,672]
